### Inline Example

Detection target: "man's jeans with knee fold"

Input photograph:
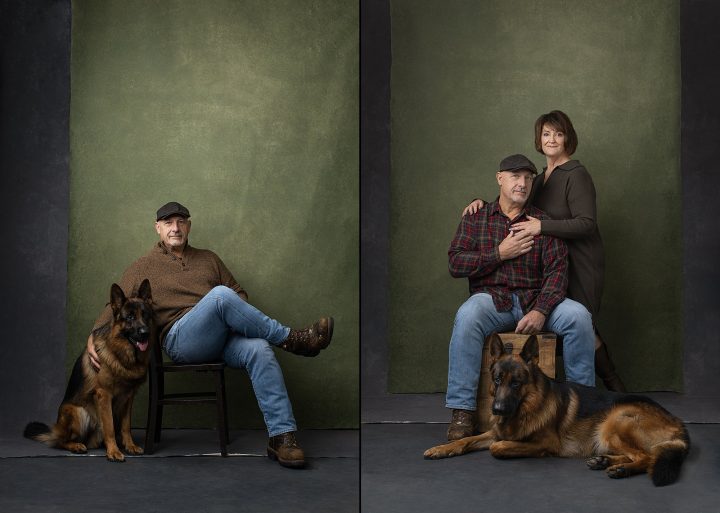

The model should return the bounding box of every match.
[163,286,296,437]
[445,293,595,411]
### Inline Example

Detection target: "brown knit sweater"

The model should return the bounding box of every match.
[92,242,248,342]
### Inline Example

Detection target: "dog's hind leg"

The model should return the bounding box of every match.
[604,452,651,479]
[85,424,103,450]
[586,454,631,470]
[51,404,93,454]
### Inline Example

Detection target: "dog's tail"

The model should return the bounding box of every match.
[23,422,55,445]
[649,425,690,487]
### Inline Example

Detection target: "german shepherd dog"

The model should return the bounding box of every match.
[424,334,690,486]
[24,279,154,462]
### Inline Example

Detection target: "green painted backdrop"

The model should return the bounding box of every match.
[68,0,358,428]
[388,0,681,392]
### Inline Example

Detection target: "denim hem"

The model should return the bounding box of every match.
[267,326,291,346]
[267,427,297,438]
[445,403,478,411]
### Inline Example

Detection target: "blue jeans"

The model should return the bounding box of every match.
[445,293,595,411]
[164,286,295,437]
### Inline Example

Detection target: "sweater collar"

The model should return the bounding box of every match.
[543,159,582,173]
[155,241,191,256]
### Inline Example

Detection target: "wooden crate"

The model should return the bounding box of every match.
[475,332,557,432]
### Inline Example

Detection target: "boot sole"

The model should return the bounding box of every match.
[322,317,334,349]
[267,447,306,469]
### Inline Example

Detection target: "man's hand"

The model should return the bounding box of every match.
[515,310,546,335]
[87,334,100,371]
[462,199,485,217]
[498,230,534,260]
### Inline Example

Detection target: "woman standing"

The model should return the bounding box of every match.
[463,110,625,391]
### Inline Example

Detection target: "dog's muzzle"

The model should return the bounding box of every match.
[129,329,150,352]
[492,401,513,416]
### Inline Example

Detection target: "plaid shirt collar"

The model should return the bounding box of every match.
[487,199,530,223]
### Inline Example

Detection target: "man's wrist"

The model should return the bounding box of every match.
[530,308,548,318]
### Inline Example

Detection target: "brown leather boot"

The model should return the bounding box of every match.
[267,432,306,469]
[281,317,333,357]
[595,342,626,392]
[447,409,478,441]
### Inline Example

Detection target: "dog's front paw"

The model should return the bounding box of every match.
[424,444,454,459]
[423,446,442,459]
[489,440,511,458]
[106,448,126,462]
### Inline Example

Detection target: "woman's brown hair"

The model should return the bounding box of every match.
[534,110,578,156]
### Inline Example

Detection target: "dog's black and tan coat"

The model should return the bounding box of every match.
[24,279,154,462]
[424,334,690,486]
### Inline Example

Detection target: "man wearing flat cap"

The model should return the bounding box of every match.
[87,201,332,468]
[443,155,595,440]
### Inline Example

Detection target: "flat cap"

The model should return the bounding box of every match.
[156,201,190,221]
[498,154,537,175]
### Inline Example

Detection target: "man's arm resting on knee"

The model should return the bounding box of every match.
[533,233,569,315]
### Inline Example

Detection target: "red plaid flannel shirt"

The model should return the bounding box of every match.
[448,200,568,315]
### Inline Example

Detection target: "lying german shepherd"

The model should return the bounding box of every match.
[424,334,690,486]
[24,279,154,462]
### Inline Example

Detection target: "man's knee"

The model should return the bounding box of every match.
[552,299,592,329]
[244,338,273,355]
[207,285,235,300]
[454,294,495,327]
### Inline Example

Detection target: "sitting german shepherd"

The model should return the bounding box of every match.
[24,279,154,462]
[424,334,690,486]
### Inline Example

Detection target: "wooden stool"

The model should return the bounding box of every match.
[475,332,557,432]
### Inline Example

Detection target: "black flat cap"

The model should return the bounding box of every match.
[156,201,190,221]
[498,154,537,175]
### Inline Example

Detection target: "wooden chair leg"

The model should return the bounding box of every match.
[154,370,165,443]
[154,404,164,443]
[145,370,158,454]
[221,372,229,445]
[215,370,229,457]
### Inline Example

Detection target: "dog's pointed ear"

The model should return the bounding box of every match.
[110,283,126,314]
[520,335,540,365]
[489,333,505,361]
[137,279,152,302]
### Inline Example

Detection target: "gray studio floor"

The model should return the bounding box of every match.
[3,393,718,513]
[361,392,720,513]
[0,428,359,513]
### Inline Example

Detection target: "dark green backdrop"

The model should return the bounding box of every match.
[68,0,358,428]
[388,0,682,392]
